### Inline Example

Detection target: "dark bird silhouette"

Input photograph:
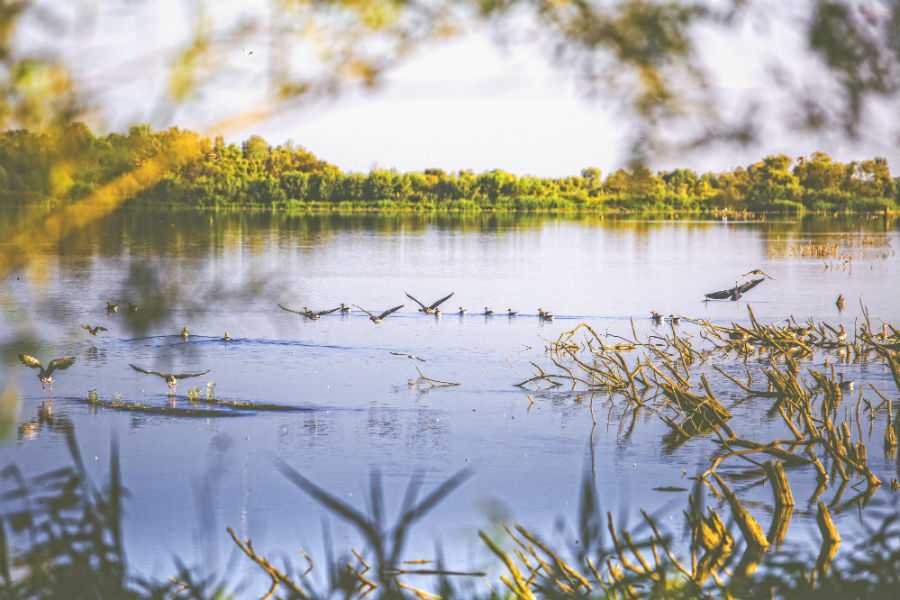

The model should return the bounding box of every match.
[339,303,351,313]
[18,354,76,387]
[484,306,494,316]
[537,308,553,321]
[405,292,454,315]
[81,324,108,336]
[129,364,210,392]
[457,306,467,316]
[354,304,404,323]
[650,310,662,323]
[704,277,765,301]
[507,308,518,317]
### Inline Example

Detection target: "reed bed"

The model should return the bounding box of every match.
[511,306,900,595]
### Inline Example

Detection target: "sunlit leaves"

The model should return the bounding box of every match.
[169,19,212,102]
[809,0,899,134]
[0,385,21,443]
[5,59,77,129]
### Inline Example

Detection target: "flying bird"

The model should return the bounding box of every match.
[704,278,765,301]
[741,269,775,280]
[81,324,108,336]
[354,304,404,323]
[304,306,341,320]
[278,303,306,316]
[279,304,340,320]
[129,364,210,392]
[18,354,76,387]
[405,292,454,315]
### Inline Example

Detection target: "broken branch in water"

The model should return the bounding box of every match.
[409,366,460,389]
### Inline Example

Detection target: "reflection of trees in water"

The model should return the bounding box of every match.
[275,412,334,453]
[405,405,449,455]
[365,404,402,446]
[360,403,450,454]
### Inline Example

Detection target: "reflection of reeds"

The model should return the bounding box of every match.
[3,426,900,598]
[73,390,308,417]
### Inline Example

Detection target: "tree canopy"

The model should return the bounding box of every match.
[1,125,896,214]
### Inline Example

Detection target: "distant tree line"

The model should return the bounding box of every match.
[1,124,897,214]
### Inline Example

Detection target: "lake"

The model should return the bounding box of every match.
[1,209,898,589]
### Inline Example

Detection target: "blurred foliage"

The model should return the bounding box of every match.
[1,125,898,218]
[0,385,20,442]
[4,1,900,152]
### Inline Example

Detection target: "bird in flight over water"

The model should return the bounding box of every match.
[704,278,765,301]
[741,268,775,279]
[278,304,340,320]
[129,364,210,393]
[405,292,454,315]
[354,304,404,323]
[18,354,76,388]
[304,306,342,320]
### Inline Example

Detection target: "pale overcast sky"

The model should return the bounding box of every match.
[48,0,900,176]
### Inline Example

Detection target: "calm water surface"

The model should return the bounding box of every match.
[1,210,898,582]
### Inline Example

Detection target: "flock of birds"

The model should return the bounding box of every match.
[279,292,558,323]
[17,269,775,395]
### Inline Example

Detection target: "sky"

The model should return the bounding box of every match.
[37,0,900,176]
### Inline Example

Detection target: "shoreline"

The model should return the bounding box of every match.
[3,196,896,219]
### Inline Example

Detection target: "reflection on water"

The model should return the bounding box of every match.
[0,208,899,586]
